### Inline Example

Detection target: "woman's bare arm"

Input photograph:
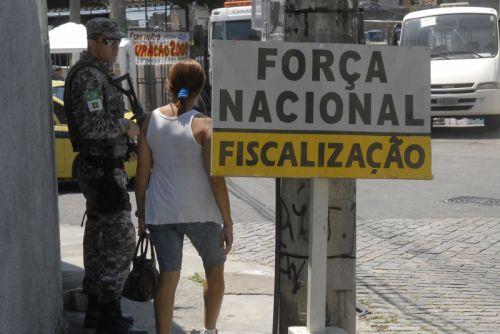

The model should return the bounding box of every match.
[135,114,153,235]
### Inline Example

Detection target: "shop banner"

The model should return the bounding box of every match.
[128,31,189,65]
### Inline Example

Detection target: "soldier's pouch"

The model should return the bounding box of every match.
[96,160,131,214]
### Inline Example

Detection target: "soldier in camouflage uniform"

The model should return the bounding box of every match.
[64,18,147,334]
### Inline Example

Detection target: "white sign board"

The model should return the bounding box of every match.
[211,40,432,179]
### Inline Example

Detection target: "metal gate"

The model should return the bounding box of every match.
[135,61,211,115]
[135,63,171,113]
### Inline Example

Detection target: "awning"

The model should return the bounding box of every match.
[49,22,134,54]
[49,22,87,53]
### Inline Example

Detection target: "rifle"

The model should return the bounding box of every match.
[111,73,146,159]
[112,73,146,126]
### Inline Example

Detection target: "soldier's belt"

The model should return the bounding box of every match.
[81,155,124,169]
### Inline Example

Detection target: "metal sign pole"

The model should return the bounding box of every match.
[289,179,347,334]
[307,179,329,333]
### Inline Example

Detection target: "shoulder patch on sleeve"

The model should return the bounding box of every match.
[84,89,103,112]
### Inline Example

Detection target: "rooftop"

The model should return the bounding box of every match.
[47,0,168,11]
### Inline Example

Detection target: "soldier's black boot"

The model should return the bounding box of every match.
[95,299,147,334]
[84,295,135,328]
[84,295,101,328]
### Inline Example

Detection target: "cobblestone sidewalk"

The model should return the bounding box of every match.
[357,217,500,333]
[230,217,500,333]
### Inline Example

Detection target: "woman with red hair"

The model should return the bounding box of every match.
[135,59,233,334]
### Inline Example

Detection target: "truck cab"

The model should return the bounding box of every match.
[209,1,261,47]
[208,1,261,83]
[401,5,500,129]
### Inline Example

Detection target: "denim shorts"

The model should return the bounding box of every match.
[148,222,226,272]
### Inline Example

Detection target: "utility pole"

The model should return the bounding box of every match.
[276,1,358,333]
[70,0,81,23]
[109,0,128,34]
[0,0,63,333]
[69,0,81,66]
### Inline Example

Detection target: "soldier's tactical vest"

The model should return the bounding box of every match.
[64,61,125,157]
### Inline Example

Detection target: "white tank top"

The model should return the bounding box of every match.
[145,108,223,225]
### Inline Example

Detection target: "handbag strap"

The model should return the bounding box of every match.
[140,234,148,255]
[147,234,156,261]
[135,233,157,263]
[134,234,146,258]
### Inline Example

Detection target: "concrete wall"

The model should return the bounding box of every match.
[0,0,64,333]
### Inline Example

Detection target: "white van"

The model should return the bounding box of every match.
[401,6,500,129]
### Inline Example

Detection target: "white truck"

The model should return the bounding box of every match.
[209,0,260,47]
[208,0,261,84]
[400,2,500,129]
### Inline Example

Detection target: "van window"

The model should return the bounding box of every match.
[212,22,224,40]
[226,20,261,41]
[402,14,498,58]
[211,20,261,42]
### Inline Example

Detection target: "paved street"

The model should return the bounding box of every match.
[358,126,500,219]
[58,125,500,333]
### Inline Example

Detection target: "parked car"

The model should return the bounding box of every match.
[365,29,385,42]
[52,80,137,180]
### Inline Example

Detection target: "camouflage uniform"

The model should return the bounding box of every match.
[65,51,135,304]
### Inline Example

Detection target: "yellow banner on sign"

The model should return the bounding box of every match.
[212,131,432,179]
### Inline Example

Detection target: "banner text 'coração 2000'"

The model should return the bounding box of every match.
[128,31,189,65]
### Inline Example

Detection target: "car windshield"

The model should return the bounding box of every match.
[401,13,498,59]
[53,86,64,100]
[53,100,67,124]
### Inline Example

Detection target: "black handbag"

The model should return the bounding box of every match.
[122,233,160,302]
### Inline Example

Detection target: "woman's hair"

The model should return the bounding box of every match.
[167,59,206,115]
